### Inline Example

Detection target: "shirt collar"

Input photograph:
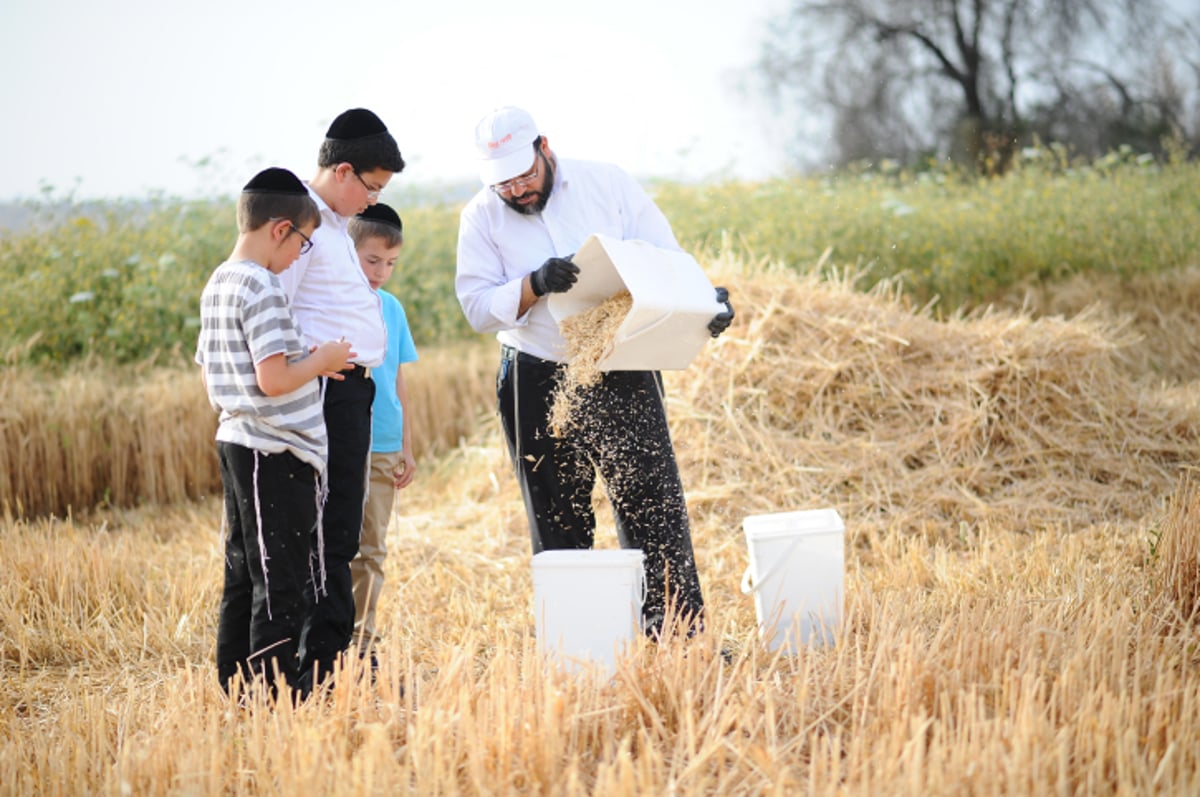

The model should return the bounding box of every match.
[551,156,568,192]
[305,182,348,230]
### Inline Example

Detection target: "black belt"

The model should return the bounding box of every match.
[346,364,372,379]
[500,345,561,369]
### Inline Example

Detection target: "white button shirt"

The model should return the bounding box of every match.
[277,186,387,366]
[456,158,681,362]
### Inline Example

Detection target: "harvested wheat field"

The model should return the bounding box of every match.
[3,257,1200,796]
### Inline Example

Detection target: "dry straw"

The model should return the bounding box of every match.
[4,256,1200,794]
[669,256,1199,543]
[1018,265,1200,382]
[0,363,219,517]
[0,343,496,519]
[1154,474,1200,622]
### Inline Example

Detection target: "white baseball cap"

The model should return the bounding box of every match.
[474,106,540,186]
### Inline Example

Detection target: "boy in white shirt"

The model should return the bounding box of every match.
[276,109,406,691]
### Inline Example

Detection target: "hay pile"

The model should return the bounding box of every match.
[662,263,1200,541]
[1016,265,1200,384]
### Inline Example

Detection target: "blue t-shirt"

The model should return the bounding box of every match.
[371,289,418,453]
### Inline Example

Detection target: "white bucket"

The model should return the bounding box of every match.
[741,508,844,653]
[531,549,646,675]
[547,233,725,371]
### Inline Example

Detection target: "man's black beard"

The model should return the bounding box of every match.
[502,156,555,216]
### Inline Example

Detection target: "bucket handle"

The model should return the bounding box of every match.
[740,534,805,595]
[633,560,648,633]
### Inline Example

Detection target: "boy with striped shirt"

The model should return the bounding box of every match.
[195,167,354,700]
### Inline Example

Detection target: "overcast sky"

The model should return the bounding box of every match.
[0,0,797,202]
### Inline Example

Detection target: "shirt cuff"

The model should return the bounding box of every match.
[493,277,530,328]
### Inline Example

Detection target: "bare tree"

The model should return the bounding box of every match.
[758,0,1199,170]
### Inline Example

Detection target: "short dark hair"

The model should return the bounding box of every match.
[318,131,406,174]
[348,216,404,249]
[237,191,321,234]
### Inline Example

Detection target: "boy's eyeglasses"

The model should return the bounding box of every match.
[289,225,314,254]
[270,218,314,254]
[353,170,383,200]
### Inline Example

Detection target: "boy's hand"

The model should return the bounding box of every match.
[312,340,356,379]
[394,450,417,489]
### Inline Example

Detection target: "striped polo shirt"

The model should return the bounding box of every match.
[195,260,327,473]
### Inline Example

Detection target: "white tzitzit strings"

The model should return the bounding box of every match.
[252,450,272,619]
[310,376,331,595]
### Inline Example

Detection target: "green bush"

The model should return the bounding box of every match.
[387,203,470,345]
[0,196,470,365]
[0,199,230,364]
[3,150,1198,366]
[658,146,1200,310]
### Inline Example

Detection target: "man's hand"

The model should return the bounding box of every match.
[708,287,734,337]
[530,256,580,297]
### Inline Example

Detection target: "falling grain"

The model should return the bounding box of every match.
[549,290,633,436]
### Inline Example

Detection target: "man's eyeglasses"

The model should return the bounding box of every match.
[353,170,383,200]
[491,151,541,196]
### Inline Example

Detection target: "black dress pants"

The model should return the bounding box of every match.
[216,443,315,697]
[299,367,374,688]
[497,346,705,634]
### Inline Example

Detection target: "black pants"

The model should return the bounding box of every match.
[497,346,705,634]
[299,367,374,688]
[216,443,316,696]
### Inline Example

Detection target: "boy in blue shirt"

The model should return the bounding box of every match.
[195,167,355,699]
[347,203,419,655]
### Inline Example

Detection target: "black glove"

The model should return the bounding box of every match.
[708,286,734,337]
[530,256,580,297]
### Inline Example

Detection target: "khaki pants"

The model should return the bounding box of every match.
[351,450,400,650]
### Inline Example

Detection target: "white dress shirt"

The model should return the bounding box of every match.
[455,157,680,362]
[277,186,386,367]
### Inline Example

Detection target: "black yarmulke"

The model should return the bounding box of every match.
[326,108,388,140]
[242,167,306,194]
[355,202,403,232]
